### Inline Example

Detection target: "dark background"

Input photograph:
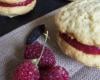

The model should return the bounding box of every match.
[0,0,70,37]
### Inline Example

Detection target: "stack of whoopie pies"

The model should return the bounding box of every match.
[56,0,100,68]
[0,0,36,17]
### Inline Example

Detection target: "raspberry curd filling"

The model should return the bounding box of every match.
[0,0,33,7]
[60,33,100,55]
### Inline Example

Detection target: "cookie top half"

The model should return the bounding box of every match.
[56,0,100,47]
[0,0,25,3]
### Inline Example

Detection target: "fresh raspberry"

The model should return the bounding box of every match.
[24,41,56,68]
[40,66,69,80]
[12,60,40,80]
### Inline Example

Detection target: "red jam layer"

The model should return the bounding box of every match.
[60,33,100,55]
[0,0,33,7]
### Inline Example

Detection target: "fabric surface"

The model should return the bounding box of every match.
[0,10,100,80]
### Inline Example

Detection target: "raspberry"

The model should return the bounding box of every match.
[40,66,69,80]
[26,24,46,44]
[24,41,56,68]
[12,60,40,80]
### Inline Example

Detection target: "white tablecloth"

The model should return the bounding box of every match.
[0,9,100,80]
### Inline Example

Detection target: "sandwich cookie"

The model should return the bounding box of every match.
[55,0,100,68]
[0,0,36,17]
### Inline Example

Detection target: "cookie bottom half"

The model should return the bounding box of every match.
[57,36,100,68]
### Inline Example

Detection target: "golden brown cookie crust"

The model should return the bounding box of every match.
[0,0,25,4]
[0,0,36,17]
[57,36,100,68]
[55,0,100,47]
